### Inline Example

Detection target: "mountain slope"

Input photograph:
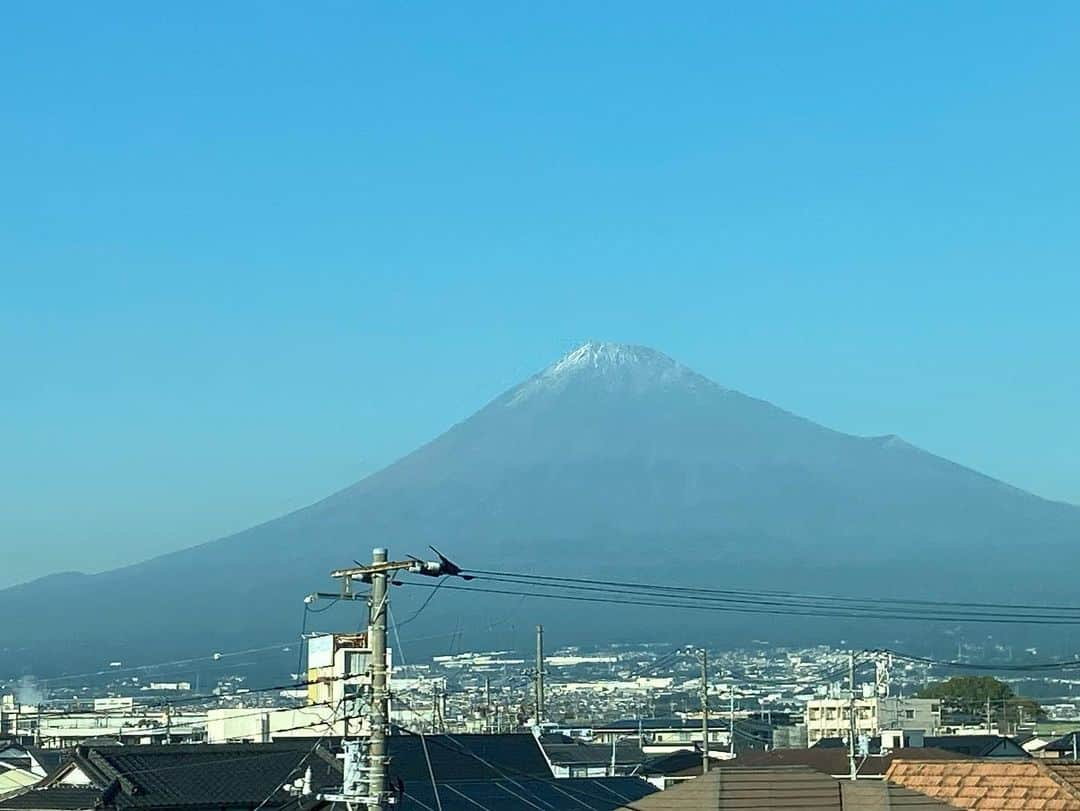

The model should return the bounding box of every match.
[3,342,1078,674]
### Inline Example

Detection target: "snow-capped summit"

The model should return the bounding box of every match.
[505,341,718,406]
[6,338,1079,675]
[548,341,676,374]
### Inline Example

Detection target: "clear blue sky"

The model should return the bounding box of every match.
[3,2,1078,588]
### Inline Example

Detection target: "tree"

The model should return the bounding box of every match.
[916,675,1044,726]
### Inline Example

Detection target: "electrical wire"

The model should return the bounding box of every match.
[398,580,1080,626]
[470,572,1080,622]
[468,568,1080,614]
[396,578,448,629]
[880,648,1080,672]
[253,698,346,811]
[389,701,658,811]
[35,641,298,686]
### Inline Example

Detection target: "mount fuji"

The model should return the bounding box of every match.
[3,342,1079,674]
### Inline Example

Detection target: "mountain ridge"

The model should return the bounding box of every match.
[3,341,1078,674]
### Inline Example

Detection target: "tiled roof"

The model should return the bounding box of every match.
[1044,764,1080,794]
[0,742,341,811]
[886,758,1080,810]
[923,737,1028,758]
[840,781,959,810]
[0,786,100,810]
[620,765,845,809]
[80,743,340,808]
[619,765,957,810]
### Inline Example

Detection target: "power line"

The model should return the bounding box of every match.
[881,648,1080,673]
[470,572,1080,621]
[469,569,1080,614]
[390,698,656,811]
[35,641,298,686]
[398,580,1080,626]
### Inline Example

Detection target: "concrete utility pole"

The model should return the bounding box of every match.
[729,691,735,757]
[986,696,992,734]
[321,546,467,811]
[700,649,710,773]
[535,625,545,725]
[848,653,857,781]
[485,677,492,735]
[368,548,390,808]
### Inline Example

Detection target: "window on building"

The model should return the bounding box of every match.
[905,710,915,719]
[344,651,370,676]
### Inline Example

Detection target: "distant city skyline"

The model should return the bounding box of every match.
[3,2,1079,588]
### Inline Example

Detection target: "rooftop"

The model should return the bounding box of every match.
[616,765,955,810]
[886,758,1080,810]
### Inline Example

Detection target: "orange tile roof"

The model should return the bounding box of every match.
[886,759,1080,810]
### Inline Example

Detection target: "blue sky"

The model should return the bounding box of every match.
[3,2,1078,588]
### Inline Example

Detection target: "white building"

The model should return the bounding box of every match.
[208,632,397,744]
[805,696,940,745]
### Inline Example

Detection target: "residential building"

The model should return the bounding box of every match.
[919,735,1029,758]
[539,735,646,778]
[805,696,940,745]
[636,751,726,789]
[0,707,207,747]
[205,632,427,743]
[591,718,732,755]
[1034,730,1080,759]
[304,632,374,708]
[0,739,657,811]
[0,742,343,811]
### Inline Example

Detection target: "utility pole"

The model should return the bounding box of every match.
[535,625,545,725]
[848,653,857,781]
[729,691,735,757]
[320,546,468,811]
[485,677,492,735]
[986,696,992,734]
[164,702,172,745]
[700,649,710,773]
[367,547,390,809]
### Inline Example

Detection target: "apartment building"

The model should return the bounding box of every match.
[806,696,940,745]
